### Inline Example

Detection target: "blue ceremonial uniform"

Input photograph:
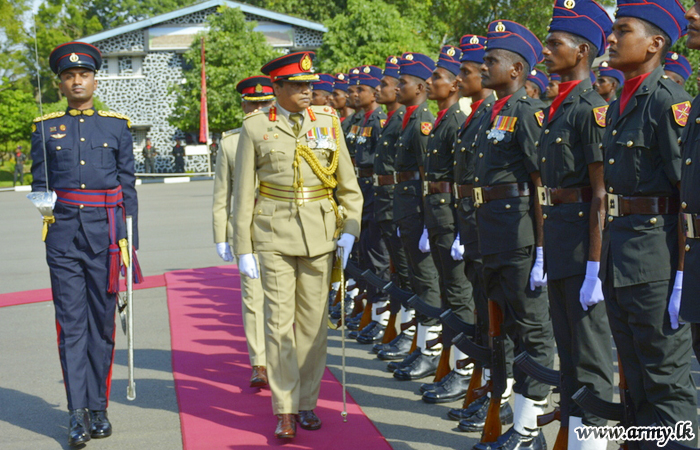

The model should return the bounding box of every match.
[31,107,139,411]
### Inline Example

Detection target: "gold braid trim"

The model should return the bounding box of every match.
[293,115,346,238]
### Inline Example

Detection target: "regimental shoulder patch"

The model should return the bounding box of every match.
[380,119,387,128]
[33,111,66,123]
[97,110,132,128]
[421,122,433,135]
[672,101,691,127]
[534,110,545,127]
[593,105,608,128]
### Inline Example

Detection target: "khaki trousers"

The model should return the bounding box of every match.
[239,256,265,366]
[257,250,333,414]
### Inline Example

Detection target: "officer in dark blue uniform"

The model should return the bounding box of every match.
[30,41,139,448]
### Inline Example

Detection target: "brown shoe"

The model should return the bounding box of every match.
[297,410,322,430]
[250,366,267,388]
[275,414,296,439]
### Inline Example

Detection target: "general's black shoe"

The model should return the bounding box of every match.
[472,426,515,450]
[378,333,414,361]
[386,348,420,372]
[458,400,513,432]
[373,332,406,354]
[447,395,488,421]
[356,321,385,344]
[393,352,439,380]
[422,370,470,403]
[89,410,112,438]
[497,428,546,450]
[346,315,362,331]
[68,408,91,448]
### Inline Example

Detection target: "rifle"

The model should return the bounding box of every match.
[482,300,506,443]
[461,312,486,408]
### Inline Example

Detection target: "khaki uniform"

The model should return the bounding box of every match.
[212,129,265,367]
[233,105,362,414]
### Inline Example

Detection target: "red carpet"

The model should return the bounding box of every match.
[165,266,391,450]
[0,274,166,308]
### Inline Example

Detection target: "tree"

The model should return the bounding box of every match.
[244,0,346,24]
[168,6,281,134]
[0,87,37,160]
[316,0,437,74]
[83,0,197,30]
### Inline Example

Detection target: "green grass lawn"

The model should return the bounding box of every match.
[0,162,33,188]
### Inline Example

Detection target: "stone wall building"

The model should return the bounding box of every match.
[80,0,326,173]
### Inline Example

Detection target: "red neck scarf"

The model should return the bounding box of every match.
[434,108,449,129]
[464,98,485,128]
[386,109,397,125]
[362,108,375,126]
[490,95,512,122]
[402,104,420,130]
[619,72,652,115]
[548,79,581,120]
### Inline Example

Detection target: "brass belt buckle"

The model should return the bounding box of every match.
[373,173,379,186]
[393,172,399,184]
[683,213,697,239]
[473,187,484,206]
[354,167,360,178]
[606,193,621,217]
[537,186,552,207]
[453,183,460,200]
[422,181,429,197]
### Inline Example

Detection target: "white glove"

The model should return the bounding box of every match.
[579,261,604,311]
[529,246,547,290]
[336,233,355,269]
[216,242,233,262]
[419,227,431,253]
[451,233,465,261]
[238,253,259,279]
[669,271,684,330]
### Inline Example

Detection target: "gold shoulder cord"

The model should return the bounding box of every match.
[292,115,346,238]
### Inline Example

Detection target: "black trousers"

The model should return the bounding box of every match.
[397,213,441,326]
[46,225,117,411]
[358,177,390,304]
[482,246,555,400]
[549,275,614,426]
[378,219,412,291]
[604,258,698,441]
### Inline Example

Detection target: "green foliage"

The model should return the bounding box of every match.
[168,6,281,134]
[0,87,38,148]
[317,0,437,74]
[244,0,345,23]
[83,0,196,30]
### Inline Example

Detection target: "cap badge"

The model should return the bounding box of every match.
[470,35,480,45]
[446,47,456,57]
[300,54,312,71]
[564,0,575,9]
[69,53,79,62]
[495,22,506,32]
[352,68,360,74]
[338,73,345,80]
[363,66,371,73]
[390,57,398,64]
[672,53,679,60]
[405,54,414,61]
[601,61,608,67]
[255,84,263,93]
[531,70,537,76]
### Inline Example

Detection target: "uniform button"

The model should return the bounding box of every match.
[257,209,263,214]
[696,117,700,124]
[686,244,691,252]
[440,199,445,204]
[535,141,539,147]
[544,129,550,134]
[608,187,614,193]
[80,160,85,165]
[79,118,84,123]
[374,192,378,196]
[80,137,85,142]
[609,158,615,165]
[479,153,484,158]
[80,184,86,189]
[608,216,614,222]
[650,217,657,224]
[461,148,466,152]
[543,213,548,219]
[404,186,408,190]
[365,180,370,184]
[678,137,682,145]
[555,137,562,144]
[430,134,434,138]
[686,158,692,165]
[453,161,457,166]
[457,139,462,144]
[79,204,84,209]
[472,143,476,147]
[493,140,498,145]
[451,149,455,154]
[505,204,511,209]
[56,146,62,150]
[384,142,388,146]
[454,203,458,208]
[433,149,438,154]
[270,149,275,153]
[474,177,479,182]
[612,130,617,136]
[375,154,379,157]
[541,157,546,163]
[626,141,633,147]
[578,211,584,217]
[598,143,603,149]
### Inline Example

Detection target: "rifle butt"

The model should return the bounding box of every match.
[382,313,398,344]
[481,396,503,442]
[433,346,451,382]
[463,367,484,408]
[552,426,568,450]
[409,331,418,354]
[358,299,373,329]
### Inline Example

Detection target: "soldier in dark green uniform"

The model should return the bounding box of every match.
[373,56,415,360]
[600,0,697,440]
[471,20,555,450]
[525,69,548,100]
[389,53,442,380]
[537,1,614,448]
[418,44,473,403]
[345,68,364,160]
[594,62,623,104]
[331,73,353,131]
[352,65,392,344]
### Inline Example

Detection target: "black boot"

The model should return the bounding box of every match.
[373,331,406,354]
[68,408,91,448]
[494,427,546,450]
[89,409,112,438]
[356,321,385,344]
[393,352,439,380]
[458,400,513,432]
[472,426,515,450]
[447,395,488,421]
[386,348,420,372]
[422,370,470,403]
[378,333,414,361]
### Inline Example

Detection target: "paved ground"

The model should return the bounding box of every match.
[1,181,698,450]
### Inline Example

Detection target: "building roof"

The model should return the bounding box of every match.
[80,0,327,44]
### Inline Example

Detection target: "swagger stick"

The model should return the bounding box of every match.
[338,247,348,422]
[126,216,136,401]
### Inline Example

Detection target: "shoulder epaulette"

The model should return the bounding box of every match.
[244,109,266,121]
[311,105,339,117]
[222,128,242,138]
[33,111,65,123]
[97,110,132,128]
